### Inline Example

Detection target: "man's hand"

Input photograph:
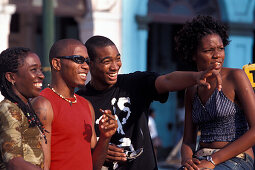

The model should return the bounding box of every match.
[198,62,222,91]
[105,144,127,163]
[98,109,118,138]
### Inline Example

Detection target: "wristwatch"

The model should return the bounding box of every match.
[206,155,216,166]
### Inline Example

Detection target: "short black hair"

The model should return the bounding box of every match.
[175,15,230,64]
[85,35,115,61]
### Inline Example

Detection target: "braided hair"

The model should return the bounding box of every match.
[0,47,48,143]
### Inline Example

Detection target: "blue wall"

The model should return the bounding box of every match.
[122,0,148,73]
[218,0,255,23]
[225,36,254,68]
[218,0,255,68]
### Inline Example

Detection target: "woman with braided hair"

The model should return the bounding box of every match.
[0,47,47,169]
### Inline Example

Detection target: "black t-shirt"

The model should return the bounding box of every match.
[77,71,168,170]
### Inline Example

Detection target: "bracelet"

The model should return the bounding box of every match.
[206,155,216,166]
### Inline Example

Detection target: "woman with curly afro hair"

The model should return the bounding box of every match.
[176,15,255,170]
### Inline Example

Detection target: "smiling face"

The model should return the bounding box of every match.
[12,52,44,102]
[194,33,225,72]
[90,45,122,90]
[58,44,89,88]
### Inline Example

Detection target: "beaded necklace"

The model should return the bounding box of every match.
[48,85,77,106]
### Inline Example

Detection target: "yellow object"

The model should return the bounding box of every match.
[243,64,255,88]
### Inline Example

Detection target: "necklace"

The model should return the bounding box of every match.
[48,85,77,106]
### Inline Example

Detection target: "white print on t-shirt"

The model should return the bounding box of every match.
[112,97,134,150]
[96,97,133,148]
[116,97,131,124]
[112,97,131,135]
[111,98,125,134]
[118,138,131,147]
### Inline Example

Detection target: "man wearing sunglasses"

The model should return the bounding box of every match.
[77,36,222,170]
[31,39,118,170]
[55,55,90,65]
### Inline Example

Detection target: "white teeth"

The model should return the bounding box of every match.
[79,73,87,77]
[216,62,221,66]
[109,73,117,77]
[79,73,87,80]
[34,83,42,87]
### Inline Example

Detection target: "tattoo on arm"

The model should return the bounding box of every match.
[34,107,47,122]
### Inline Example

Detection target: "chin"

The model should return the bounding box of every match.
[33,92,41,97]
[106,82,116,87]
[77,81,86,87]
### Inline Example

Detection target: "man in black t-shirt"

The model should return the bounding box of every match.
[77,35,222,170]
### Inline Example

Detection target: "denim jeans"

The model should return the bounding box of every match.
[214,153,254,170]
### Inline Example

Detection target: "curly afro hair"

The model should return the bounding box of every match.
[175,15,230,64]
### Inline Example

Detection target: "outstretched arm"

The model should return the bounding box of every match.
[155,66,222,94]
[31,96,53,170]
[89,102,118,170]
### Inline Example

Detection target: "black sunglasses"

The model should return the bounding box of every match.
[56,55,90,64]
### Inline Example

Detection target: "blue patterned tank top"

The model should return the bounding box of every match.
[192,89,248,142]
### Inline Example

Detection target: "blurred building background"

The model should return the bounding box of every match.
[1,0,255,165]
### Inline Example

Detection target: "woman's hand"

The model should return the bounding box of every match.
[181,157,201,170]
[197,160,215,169]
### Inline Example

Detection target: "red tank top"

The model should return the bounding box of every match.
[40,88,92,170]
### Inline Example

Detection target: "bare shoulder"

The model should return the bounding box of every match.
[31,96,53,124]
[223,67,245,77]
[223,68,247,82]
[31,96,52,114]
[222,68,251,92]
[32,96,51,107]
